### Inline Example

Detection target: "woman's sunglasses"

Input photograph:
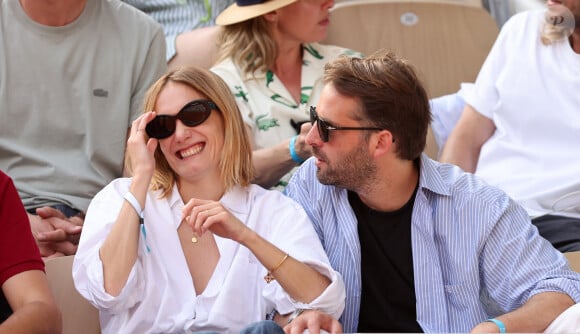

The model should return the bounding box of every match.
[145,99,218,139]
[309,106,383,142]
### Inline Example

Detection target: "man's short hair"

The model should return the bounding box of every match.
[323,50,431,160]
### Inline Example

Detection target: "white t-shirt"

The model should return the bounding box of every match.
[72,179,345,334]
[465,10,580,218]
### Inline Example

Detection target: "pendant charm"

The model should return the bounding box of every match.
[264,273,274,284]
[191,236,198,243]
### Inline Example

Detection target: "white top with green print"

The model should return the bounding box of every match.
[212,43,362,151]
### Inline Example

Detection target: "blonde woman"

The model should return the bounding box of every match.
[211,0,362,189]
[72,67,345,333]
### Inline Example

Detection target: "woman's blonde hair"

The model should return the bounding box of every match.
[216,17,278,75]
[130,67,253,198]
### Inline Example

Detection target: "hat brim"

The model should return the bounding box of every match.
[216,0,299,26]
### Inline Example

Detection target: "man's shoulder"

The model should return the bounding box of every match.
[421,157,508,205]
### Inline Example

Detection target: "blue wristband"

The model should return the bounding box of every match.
[485,318,506,333]
[289,135,304,164]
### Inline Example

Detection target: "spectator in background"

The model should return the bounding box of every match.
[73,66,344,333]
[440,0,580,252]
[0,0,167,258]
[0,170,61,333]
[211,0,362,190]
[285,51,580,333]
[123,0,235,69]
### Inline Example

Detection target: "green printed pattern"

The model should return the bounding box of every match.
[256,115,280,131]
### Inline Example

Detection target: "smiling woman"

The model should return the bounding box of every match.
[72,66,346,334]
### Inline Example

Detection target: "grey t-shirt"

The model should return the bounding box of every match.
[0,0,167,212]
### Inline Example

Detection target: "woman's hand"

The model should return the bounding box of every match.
[126,112,158,179]
[182,198,252,243]
[296,122,313,161]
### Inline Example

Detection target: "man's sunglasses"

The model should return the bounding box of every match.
[145,99,218,139]
[309,106,383,142]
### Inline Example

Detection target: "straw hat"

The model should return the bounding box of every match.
[216,0,298,26]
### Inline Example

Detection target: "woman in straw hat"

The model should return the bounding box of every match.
[211,0,362,190]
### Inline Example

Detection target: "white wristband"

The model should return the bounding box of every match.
[124,192,144,223]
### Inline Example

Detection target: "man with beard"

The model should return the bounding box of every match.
[285,51,580,333]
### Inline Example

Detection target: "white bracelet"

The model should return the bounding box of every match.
[124,192,144,223]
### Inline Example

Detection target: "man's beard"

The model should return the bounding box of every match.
[314,145,377,191]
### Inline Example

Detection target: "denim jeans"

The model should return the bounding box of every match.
[240,320,284,334]
[193,321,284,334]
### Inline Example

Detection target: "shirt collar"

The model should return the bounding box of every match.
[418,153,452,197]
[167,183,251,216]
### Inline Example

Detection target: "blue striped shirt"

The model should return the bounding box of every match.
[285,154,580,332]
[123,0,234,60]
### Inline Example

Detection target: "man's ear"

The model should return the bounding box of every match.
[370,130,395,158]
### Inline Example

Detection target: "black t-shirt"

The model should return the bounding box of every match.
[349,187,423,333]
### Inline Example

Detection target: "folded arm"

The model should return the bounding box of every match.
[471,292,574,333]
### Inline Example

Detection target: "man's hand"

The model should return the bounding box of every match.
[28,207,83,258]
[283,309,342,334]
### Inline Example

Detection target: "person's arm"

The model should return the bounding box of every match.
[252,123,312,188]
[0,270,61,334]
[183,198,330,303]
[240,225,330,303]
[439,104,496,173]
[99,113,157,296]
[471,183,580,333]
[471,292,574,333]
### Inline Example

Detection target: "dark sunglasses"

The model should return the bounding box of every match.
[145,100,218,139]
[309,106,383,142]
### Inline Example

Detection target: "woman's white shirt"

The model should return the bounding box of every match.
[72,178,345,334]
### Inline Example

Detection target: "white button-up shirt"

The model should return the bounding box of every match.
[73,179,345,334]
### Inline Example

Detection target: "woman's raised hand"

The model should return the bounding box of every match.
[126,112,159,179]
